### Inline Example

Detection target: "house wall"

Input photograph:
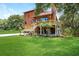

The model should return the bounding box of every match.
[48,14,55,21]
[24,10,35,29]
[24,10,56,30]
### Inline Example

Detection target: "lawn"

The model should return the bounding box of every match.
[0,30,20,34]
[0,36,79,56]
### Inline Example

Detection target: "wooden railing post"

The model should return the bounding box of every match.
[40,26,42,35]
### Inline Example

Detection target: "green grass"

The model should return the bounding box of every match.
[0,36,79,56]
[0,30,19,34]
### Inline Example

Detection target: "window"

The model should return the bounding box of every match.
[32,20,36,23]
[40,18,48,21]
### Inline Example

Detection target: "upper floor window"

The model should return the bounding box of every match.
[32,20,37,23]
[40,18,48,21]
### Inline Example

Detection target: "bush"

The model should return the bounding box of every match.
[73,29,79,37]
[63,28,72,37]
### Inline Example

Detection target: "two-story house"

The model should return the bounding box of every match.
[24,8,62,36]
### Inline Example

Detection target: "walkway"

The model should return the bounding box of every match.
[0,33,20,37]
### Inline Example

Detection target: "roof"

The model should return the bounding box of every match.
[33,11,53,18]
[24,9,34,13]
[39,11,52,16]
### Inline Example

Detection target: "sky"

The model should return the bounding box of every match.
[0,3,35,19]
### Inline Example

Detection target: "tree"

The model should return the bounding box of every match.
[0,19,8,30]
[7,15,23,30]
[60,4,79,35]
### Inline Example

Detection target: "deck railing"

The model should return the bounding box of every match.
[32,20,56,26]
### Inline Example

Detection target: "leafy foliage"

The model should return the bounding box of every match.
[7,15,23,30]
[0,15,24,30]
[60,4,79,35]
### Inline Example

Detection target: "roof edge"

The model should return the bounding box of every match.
[24,9,35,13]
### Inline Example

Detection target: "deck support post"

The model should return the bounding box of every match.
[42,27,44,35]
[47,27,50,36]
[55,24,57,36]
[40,26,42,35]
